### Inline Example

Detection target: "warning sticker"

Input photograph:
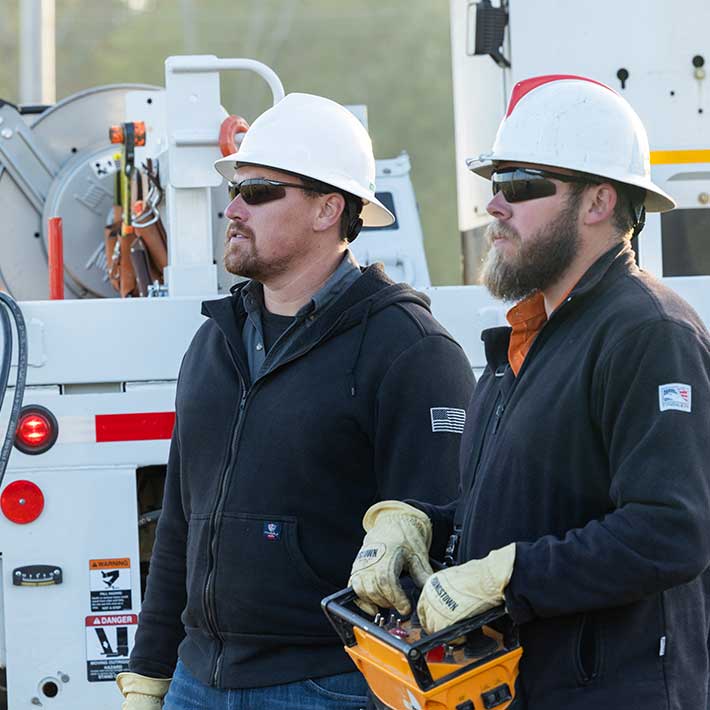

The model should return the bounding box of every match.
[85,614,137,682]
[89,558,132,612]
[90,155,120,179]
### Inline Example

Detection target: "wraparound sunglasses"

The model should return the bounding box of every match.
[491,167,599,203]
[227,178,330,205]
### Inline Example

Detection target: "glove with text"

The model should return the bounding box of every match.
[349,500,434,616]
[116,672,171,710]
[417,543,516,633]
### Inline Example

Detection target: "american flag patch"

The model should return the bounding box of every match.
[659,383,692,413]
[430,407,466,434]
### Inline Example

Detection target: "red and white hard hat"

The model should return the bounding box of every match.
[214,93,395,227]
[467,75,675,212]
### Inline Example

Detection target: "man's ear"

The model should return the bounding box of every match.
[313,193,345,233]
[583,183,617,226]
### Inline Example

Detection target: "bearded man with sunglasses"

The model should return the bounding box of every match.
[117,93,474,710]
[350,76,710,710]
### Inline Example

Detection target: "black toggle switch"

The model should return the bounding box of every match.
[481,682,513,708]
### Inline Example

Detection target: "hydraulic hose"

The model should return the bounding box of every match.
[0,305,11,418]
[0,292,28,489]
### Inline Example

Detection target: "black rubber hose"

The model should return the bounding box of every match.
[0,305,11,422]
[0,292,28,489]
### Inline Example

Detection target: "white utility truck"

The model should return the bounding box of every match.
[0,1,708,708]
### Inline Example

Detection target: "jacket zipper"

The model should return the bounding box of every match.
[201,335,332,685]
[458,389,502,561]
[200,308,366,684]
[458,297,576,560]
[203,371,251,686]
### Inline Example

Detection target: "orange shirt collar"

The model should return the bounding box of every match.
[506,292,547,376]
[505,287,577,375]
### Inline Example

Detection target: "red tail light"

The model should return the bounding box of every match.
[15,405,59,455]
[1,479,45,524]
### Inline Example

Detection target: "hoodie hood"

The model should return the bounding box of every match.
[201,264,431,362]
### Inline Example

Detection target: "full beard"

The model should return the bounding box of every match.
[481,197,581,302]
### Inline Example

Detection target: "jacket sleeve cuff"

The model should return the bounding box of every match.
[128,655,178,679]
[503,542,536,624]
[405,499,456,561]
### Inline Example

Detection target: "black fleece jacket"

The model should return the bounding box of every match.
[416,244,710,710]
[130,264,474,688]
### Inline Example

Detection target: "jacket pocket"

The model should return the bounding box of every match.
[574,612,603,684]
[212,512,340,637]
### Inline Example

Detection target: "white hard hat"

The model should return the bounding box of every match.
[467,75,675,212]
[214,93,395,227]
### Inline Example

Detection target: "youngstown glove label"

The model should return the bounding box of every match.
[353,543,386,570]
[430,575,458,611]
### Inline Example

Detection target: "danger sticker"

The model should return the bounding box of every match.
[86,614,138,626]
[85,614,137,682]
[89,558,132,612]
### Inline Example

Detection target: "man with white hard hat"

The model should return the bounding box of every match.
[117,93,474,709]
[350,75,710,709]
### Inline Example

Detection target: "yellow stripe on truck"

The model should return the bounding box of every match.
[651,149,710,164]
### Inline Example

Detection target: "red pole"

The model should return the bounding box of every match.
[48,217,64,300]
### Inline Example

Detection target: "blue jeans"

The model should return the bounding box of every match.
[164,659,369,710]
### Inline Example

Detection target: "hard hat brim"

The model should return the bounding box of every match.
[466,157,677,213]
[214,153,396,228]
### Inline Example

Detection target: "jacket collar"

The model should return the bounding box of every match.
[480,240,636,372]
[200,264,431,367]
[566,240,635,300]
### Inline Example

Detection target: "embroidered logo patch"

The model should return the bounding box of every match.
[430,407,466,434]
[263,521,282,540]
[659,383,692,413]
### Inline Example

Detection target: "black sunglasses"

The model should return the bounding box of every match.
[227,178,328,205]
[491,167,598,203]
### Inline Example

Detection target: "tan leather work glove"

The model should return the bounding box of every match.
[417,543,516,634]
[349,500,434,616]
[116,672,171,710]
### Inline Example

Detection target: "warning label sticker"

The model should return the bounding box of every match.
[89,558,132,612]
[85,614,137,682]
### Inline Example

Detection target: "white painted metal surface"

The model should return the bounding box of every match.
[451,0,710,275]
[449,0,509,231]
[1,466,140,709]
[351,154,432,288]
[3,388,175,470]
[164,56,285,297]
[8,298,205,386]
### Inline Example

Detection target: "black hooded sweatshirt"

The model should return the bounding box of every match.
[130,264,475,688]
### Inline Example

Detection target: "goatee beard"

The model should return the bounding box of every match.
[481,196,581,302]
[224,232,290,282]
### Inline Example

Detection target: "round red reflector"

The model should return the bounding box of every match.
[1,480,45,524]
[14,405,58,455]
